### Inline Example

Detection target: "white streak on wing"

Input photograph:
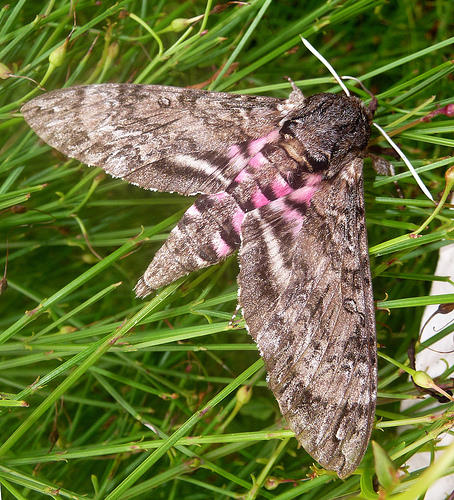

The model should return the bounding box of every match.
[111,128,142,139]
[340,159,357,183]
[230,153,248,171]
[186,204,201,216]
[170,225,182,239]
[173,154,228,184]
[249,205,295,357]
[257,211,291,286]
[193,253,210,266]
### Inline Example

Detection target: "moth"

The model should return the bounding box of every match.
[22,80,377,478]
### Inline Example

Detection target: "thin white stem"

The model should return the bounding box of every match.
[373,123,434,202]
[300,36,350,96]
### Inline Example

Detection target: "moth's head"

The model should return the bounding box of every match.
[279,92,371,178]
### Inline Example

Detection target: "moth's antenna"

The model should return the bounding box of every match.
[373,123,435,202]
[342,76,371,96]
[342,75,378,114]
[300,36,351,97]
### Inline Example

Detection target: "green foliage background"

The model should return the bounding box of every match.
[0,1,453,498]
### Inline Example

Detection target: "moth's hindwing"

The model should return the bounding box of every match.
[22,85,376,477]
[135,191,242,296]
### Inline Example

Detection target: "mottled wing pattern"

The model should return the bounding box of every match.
[21,84,283,196]
[22,83,377,476]
[135,191,243,295]
[239,158,376,478]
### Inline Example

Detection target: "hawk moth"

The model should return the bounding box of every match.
[21,81,377,478]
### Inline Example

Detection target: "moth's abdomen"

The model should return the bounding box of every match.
[135,192,244,296]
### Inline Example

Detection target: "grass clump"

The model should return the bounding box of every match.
[1,1,453,499]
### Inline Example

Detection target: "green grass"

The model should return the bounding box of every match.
[1,1,454,498]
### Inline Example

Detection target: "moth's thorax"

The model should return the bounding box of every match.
[279,93,371,179]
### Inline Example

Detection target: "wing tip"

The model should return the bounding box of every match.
[293,426,368,479]
[332,458,360,479]
[134,277,154,298]
[20,98,37,120]
[304,443,362,479]
[21,94,51,127]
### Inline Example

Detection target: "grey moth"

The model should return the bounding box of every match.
[22,81,377,478]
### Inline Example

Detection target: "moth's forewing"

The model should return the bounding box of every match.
[21,84,282,196]
[239,158,376,477]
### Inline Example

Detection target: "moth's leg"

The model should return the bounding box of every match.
[368,152,404,198]
[277,77,305,122]
[286,76,304,100]
[228,303,242,327]
[368,152,396,176]
[135,192,244,297]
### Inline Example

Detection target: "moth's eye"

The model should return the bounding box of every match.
[306,153,329,171]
